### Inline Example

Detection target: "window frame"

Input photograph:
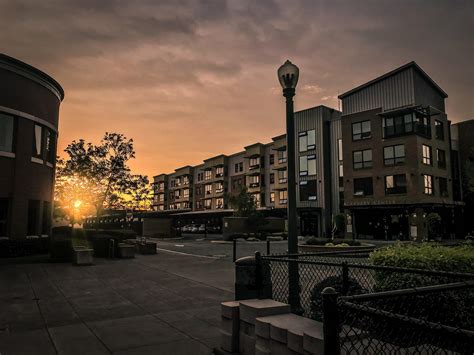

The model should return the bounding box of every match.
[353,149,373,169]
[352,120,371,141]
[384,174,407,195]
[422,145,432,166]
[383,144,405,166]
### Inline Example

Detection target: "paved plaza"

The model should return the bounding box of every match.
[0,245,244,355]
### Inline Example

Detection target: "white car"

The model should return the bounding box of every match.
[198,224,206,232]
[189,225,199,233]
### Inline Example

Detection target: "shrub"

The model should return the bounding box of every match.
[310,275,365,321]
[305,238,361,246]
[369,243,474,329]
[425,212,443,240]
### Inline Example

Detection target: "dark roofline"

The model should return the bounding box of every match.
[0,53,65,101]
[295,104,340,114]
[338,61,447,100]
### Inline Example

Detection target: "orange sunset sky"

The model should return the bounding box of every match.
[1,0,472,179]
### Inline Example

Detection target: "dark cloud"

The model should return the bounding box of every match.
[0,0,472,177]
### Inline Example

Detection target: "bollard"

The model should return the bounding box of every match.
[108,239,115,258]
[234,252,272,301]
[322,287,340,355]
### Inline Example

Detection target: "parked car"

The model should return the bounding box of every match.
[189,225,199,233]
[198,224,206,232]
[181,225,189,232]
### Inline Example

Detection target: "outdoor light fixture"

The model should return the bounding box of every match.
[278,60,299,90]
[277,59,301,314]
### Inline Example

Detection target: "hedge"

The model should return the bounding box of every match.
[368,243,474,330]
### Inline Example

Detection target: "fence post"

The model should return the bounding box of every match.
[255,251,262,298]
[322,287,340,355]
[233,239,237,262]
[342,261,349,296]
[266,239,270,255]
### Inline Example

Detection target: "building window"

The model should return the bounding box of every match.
[249,157,259,168]
[439,177,448,197]
[383,113,431,138]
[422,145,432,165]
[337,138,343,161]
[33,124,43,159]
[204,199,212,209]
[158,205,164,211]
[279,190,288,204]
[248,175,259,187]
[385,174,407,195]
[158,182,165,191]
[278,170,287,183]
[437,149,446,168]
[353,149,372,169]
[423,175,433,195]
[44,129,56,164]
[215,198,224,209]
[299,155,316,176]
[300,180,317,201]
[216,166,224,177]
[205,169,212,180]
[299,130,315,152]
[384,144,405,166]
[183,176,189,185]
[269,154,274,165]
[270,173,275,184]
[353,177,373,196]
[197,172,204,181]
[0,113,14,153]
[175,177,181,186]
[183,189,189,198]
[232,177,244,191]
[352,120,371,141]
[270,192,275,203]
[174,190,180,199]
[278,150,287,164]
[435,120,444,140]
[215,182,224,193]
[234,162,244,173]
[205,184,212,195]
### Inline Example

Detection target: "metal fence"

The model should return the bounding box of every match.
[260,253,474,320]
[327,282,474,355]
[258,253,474,354]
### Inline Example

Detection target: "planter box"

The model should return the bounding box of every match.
[118,243,135,258]
[138,242,157,255]
[298,243,375,253]
[73,247,94,265]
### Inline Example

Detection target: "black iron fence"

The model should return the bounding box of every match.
[258,253,474,354]
[325,281,474,355]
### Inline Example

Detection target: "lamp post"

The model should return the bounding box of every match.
[277,60,301,313]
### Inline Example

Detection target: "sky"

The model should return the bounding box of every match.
[1,0,473,178]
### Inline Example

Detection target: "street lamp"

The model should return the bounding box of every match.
[277,60,301,313]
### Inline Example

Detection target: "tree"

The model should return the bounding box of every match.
[227,187,266,232]
[55,132,150,220]
[227,187,257,217]
[121,174,153,211]
[426,212,443,240]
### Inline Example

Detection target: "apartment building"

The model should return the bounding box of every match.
[152,105,342,237]
[339,61,460,240]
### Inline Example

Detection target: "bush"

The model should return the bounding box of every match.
[426,212,443,240]
[369,243,474,329]
[310,275,365,321]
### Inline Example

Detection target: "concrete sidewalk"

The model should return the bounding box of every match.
[0,252,235,354]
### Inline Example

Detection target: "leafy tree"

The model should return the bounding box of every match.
[227,187,257,217]
[55,132,150,220]
[227,187,266,232]
[121,174,153,211]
